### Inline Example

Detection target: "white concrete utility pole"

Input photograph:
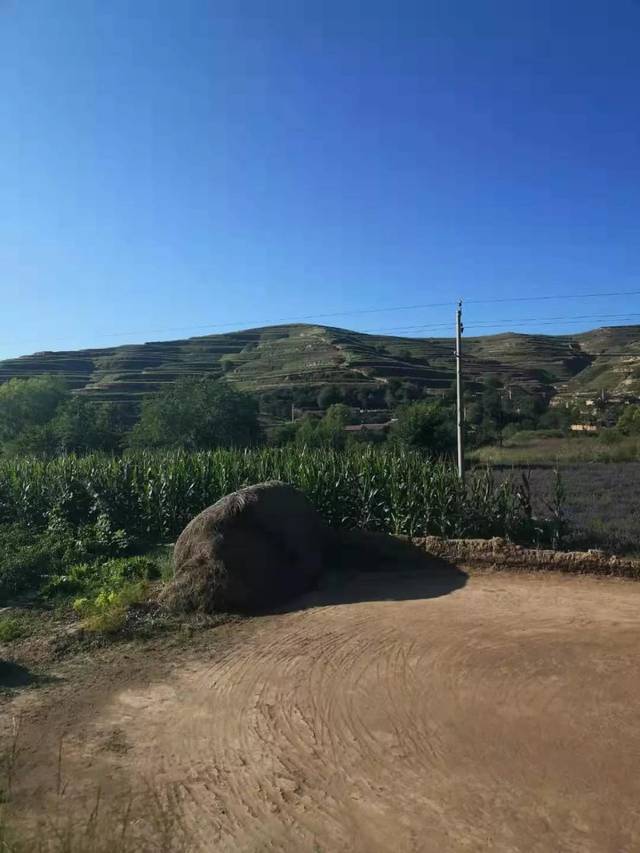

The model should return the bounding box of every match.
[455,301,465,482]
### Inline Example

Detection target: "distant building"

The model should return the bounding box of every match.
[570,424,598,433]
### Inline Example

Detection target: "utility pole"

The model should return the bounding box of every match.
[455,301,465,482]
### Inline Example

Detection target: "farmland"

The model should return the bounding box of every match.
[1,449,639,852]
[0,447,539,554]
[508,462,640,556]
[0,396,638,851]
[1,322,640,411]
[470,432,640,555]
[1,448,637,604]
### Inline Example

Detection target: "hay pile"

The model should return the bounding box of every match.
[163,481,329,613]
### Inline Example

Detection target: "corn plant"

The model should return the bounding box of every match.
[0,448,545,543]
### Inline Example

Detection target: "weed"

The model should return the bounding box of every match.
[73,581,150,634]
[0,616,33,643]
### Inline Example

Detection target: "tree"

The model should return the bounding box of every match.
[7,423,58,457]
[322,403,353,428]
[617,405,640,435]
[270,421,298,447]
[316,403,352,449]
[129,378,262,450]
[51,399,128,453]
[384,379,401,409]
[0,376,68,446]
[400,381,421,403]
[317,385,342,410]
[390,401,456,456]
[271,404,353,450]
[0,376,70,455]
[293,415,323,448]
[537,404,573,431]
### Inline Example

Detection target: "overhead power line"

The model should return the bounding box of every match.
[367,312,640,334]
[2,288,640,351]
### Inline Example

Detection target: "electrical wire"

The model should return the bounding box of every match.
[3,288,640,351]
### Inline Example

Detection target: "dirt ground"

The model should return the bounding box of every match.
[2,565,640,852]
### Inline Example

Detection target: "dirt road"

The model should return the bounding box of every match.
[5,568,640,852]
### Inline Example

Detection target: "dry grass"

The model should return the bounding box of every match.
[471,433,640,466]
[0,720,192,852]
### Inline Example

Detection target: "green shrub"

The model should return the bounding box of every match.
[51,556,160,634]
[73,580,150,634]
[0,519,142,606]
[45,556,160,599]
[598,428,623,446]
[0,525,67,604]
[617,405,640,436]
[0,614,33,642]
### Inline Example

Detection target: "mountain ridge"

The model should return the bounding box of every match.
[1,323,639,408]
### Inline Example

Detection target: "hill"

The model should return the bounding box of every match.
[0,323,639,412]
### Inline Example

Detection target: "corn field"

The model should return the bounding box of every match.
[0,448,542,542]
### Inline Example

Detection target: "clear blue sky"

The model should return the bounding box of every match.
[2,0,639,360]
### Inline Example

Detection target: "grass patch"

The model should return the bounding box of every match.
[73,581,150,634]
[0,615,34,643]
[471,434,640,465]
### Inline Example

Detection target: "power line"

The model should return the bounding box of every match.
[3,288,640,351]
[366,312,640,334]
[3,315,639,363]
[464,289,640,305]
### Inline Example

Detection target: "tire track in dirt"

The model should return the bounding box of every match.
[8,571,640,852]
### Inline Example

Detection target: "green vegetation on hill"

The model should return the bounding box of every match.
[2,323,639,414]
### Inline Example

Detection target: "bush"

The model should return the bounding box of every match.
[390,401,456,455]
[598,428,624,446]
[0,518,139,605]
[46,556,160,599]
[0,614,34,642]
[617,405,640,436]
[73,580,151,634]
[0,525,66,604]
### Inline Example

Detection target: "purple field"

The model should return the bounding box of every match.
[501,463,640,557]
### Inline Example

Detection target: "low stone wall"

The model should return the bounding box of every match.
[412,536,640,580]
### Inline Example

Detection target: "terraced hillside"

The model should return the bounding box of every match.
[0,323,639,407]
[561,326,640,398]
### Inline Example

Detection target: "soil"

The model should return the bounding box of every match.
[2,566,639,852]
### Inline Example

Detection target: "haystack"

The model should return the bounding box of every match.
[163,481,328,613]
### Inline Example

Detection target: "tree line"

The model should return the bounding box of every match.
[0,375,261,456]
[2,373,636,459]
[0,375,458,456]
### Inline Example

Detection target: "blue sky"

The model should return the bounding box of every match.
[1,0,639,360]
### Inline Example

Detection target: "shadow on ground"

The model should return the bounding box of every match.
[0,659,57,690]
[270,531,468,614]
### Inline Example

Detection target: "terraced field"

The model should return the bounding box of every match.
[1,322,639,407]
